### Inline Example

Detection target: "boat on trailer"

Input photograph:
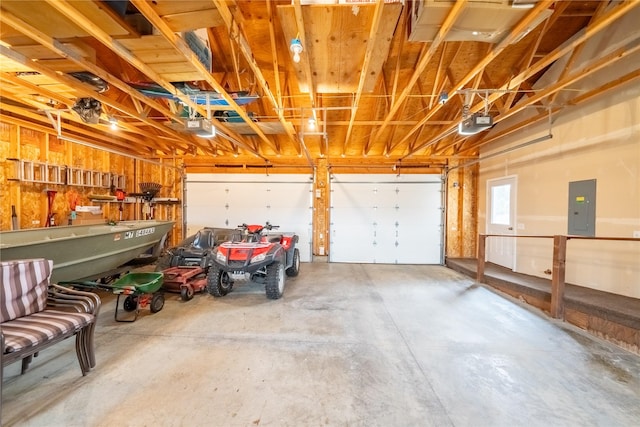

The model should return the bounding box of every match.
[0,220,174,283]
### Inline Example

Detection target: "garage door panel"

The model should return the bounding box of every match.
[331,183,377,207]
[186,174,313,262]
[186,183,228,206]
[331,215,375,263]
[375,186,401,208]
[372,221,398,264]
[396,229,440,263]
[330,174,442,264]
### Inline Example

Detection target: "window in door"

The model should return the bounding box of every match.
[486,176,517,270]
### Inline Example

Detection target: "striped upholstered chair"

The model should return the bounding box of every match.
[1,258,100,412]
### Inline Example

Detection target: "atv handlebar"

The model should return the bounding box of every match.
[237,222,280,230]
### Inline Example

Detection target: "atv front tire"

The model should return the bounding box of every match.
[265,262,285,299]
[286,248,300,277]
[207,265,233,297]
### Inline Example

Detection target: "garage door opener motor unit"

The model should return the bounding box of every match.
[458,113,493,135]
[457,89,494,136]
[184,118,215,137]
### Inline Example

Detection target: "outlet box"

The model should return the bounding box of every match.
[32,220,40,225]
[633,230,640,238]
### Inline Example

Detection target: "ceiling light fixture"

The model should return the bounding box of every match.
[109,117,118,130]
[290,38,303,63]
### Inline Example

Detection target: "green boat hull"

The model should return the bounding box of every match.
[0,220,174,283]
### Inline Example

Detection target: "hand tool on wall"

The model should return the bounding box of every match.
[11,205,19,230]
[116,189,125,221]
[67,189,79,224]
[45,189,57,227]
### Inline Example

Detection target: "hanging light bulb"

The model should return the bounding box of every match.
[290,38,303,63]
[109,116,118,130]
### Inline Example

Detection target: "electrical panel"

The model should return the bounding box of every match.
[568,179,596,236]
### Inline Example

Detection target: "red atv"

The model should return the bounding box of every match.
[207,222,300,299]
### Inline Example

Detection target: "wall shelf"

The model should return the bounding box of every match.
[89,197,181,205]
[7,158,65,185]
[6,159,125,189]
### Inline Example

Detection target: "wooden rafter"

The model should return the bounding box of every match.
[402,0,627,159]
[0,45,192,155]
[292,0,317,109]
[371,0,468,145]
[457,69,640,158]
[130,0,276,158]
[345,0,384,156]
[212,0,299,152]
[547,0,607,106]
[396,0,556,154]
[0,100,153,155]
[0,0,636,166]
[428,42,452,110]
[266,0,284,114]
[436,33,640,158]
[0,7,194,134]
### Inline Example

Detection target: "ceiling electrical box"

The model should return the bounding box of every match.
[568,179,597,236]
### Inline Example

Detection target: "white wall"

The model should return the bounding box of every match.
[478,83,640,298]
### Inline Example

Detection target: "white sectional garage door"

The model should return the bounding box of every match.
[185,173,313,262]
[329,174,442,264]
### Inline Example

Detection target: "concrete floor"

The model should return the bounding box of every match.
[2,263,639,426]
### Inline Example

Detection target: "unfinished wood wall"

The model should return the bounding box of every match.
[446,161,478,258]
[0,120,182,246]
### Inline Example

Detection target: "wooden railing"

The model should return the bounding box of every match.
[477,234,639,319]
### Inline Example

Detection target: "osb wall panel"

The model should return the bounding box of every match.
[0,120,183,238]
[48,136,66,165]
[20,128,44,151]
[461,165,477,257]
[63,141,111,219]
[446,164,462,256]
[135,157,183,246]
[69,144,92,168]
[0,122,16,230]
[0,122,14,143]
[49,134,65,154]
[108,152,129,176]
[314,158,329,255]
[446,162,478,258]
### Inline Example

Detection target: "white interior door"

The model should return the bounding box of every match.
[486,175,517,269]
[185,174,313,262]
[330,174,442,264]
